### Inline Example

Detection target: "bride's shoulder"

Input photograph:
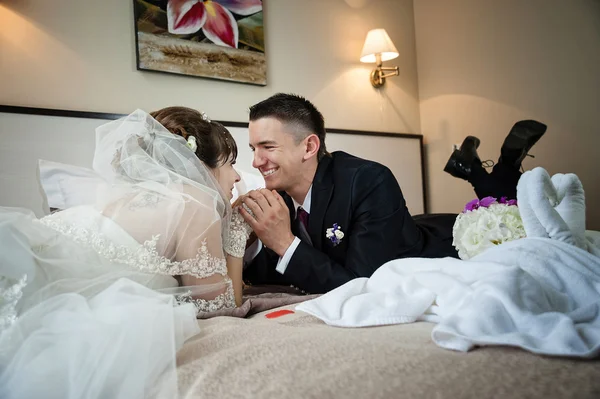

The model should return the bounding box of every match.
[177,184,222,211]
[41,205,98,223]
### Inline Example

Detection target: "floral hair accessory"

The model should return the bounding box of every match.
[326,223,344,246]
[453,196,525,260]
[187,136,197,152]
[200,112,211,123]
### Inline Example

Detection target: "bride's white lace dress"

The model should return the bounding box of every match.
[0,110,243,398]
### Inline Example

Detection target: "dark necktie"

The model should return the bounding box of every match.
[295,207,312,245]
[297,207,309,231]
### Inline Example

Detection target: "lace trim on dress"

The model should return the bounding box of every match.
[174,278,236,314]
[0,274,27,333]
[38,218,227,280]
[128,192,161,211]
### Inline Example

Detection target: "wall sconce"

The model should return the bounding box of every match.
[360,28,399,88]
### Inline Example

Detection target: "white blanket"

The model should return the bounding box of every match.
[297,168,600,358]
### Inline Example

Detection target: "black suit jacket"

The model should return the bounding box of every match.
[244,151,458,294]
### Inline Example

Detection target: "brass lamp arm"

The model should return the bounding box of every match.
[370,65,399,88]
[379,66,399,79]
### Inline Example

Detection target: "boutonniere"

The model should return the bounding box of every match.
[325,223,344,246]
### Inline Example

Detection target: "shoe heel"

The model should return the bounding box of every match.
[443,150,468,180]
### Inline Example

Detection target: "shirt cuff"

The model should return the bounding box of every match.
[275,237,301,275]
[243,239,263,269]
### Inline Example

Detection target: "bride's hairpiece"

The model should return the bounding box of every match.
[187,136,197,152]
[201,112,211,123]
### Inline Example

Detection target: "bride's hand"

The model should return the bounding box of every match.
[231,194,247,209]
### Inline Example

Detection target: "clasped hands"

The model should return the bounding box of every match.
[232,189,295,256]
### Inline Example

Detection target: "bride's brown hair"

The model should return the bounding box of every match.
[150,106,238,168]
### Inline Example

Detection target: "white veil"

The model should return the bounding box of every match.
[92,108,231,246]
[0,109,238,398]
[7,109,236,311]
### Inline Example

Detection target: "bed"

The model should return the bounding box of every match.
[176,301,600,399]
[2,106,599,398]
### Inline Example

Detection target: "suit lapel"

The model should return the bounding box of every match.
[281,192,295,221]
[308,156,334,251]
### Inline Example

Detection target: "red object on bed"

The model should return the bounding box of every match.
[265,309,295,319]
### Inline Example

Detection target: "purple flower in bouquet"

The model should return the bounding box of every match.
[499,196,518,206]
[463,199,480,212]
[479,196,497,207]
[463,196,518,213]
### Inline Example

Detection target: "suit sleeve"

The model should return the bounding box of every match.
[282,165,424,294]
[243,242,287,286]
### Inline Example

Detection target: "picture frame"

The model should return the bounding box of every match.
[133,0,266,86]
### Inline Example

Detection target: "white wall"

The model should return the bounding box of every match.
[414,0,600,229]
[0,0,420,135]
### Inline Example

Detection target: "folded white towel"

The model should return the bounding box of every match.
[517,167,586,250]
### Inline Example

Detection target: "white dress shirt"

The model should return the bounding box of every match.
[243,186,312,275]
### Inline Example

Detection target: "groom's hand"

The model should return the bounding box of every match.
[240,189,295,257]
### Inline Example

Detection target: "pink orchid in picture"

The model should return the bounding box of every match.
[167,0,262,49]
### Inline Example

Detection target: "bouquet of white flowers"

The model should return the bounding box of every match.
[452,196,526,260]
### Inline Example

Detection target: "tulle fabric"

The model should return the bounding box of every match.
[90,108,231,267]
[0,109,240,397]
[0,279,200,399]
[0,207,201,399]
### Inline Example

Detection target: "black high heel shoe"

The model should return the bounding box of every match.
[499,120,547,169]
[443,136,481,180]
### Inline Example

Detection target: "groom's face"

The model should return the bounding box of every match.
[249,117,308,192]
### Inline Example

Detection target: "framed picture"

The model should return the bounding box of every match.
[133,0,266,86]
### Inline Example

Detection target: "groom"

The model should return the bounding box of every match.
[239,93,459,294]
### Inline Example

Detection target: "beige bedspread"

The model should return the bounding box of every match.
[177,305,600,399]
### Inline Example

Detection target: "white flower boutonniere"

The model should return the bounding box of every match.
[326,223,344,246]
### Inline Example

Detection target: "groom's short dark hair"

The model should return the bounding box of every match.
[249,93,329,160]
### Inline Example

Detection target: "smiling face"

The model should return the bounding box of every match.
[248,117,312,193]
[212,157,241,201]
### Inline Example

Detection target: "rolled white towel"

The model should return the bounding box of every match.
[551,173,586,249]
[516,167,585,250]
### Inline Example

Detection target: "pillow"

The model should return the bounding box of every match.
[232,168,265,202]
[38,160,107,211]
[39,160,265,210]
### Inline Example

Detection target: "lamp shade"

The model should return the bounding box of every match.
[360,28,399,63]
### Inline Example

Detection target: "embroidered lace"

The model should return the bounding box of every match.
[38,216,228,280]
[224,209,253,258]
[0,275,27,332]
[174,277,236,314]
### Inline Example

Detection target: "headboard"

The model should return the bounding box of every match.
[0,105,427,217]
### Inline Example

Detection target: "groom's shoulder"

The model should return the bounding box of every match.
[328,151,391,177]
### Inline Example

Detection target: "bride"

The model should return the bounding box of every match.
[0,107,253,398]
